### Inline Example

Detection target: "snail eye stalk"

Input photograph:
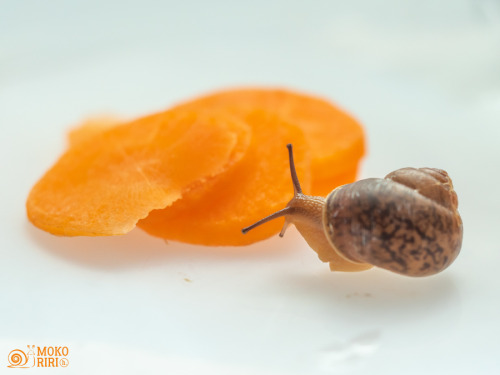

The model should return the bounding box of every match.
[241,144,301,235]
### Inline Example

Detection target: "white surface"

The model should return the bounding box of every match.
[2,1,500,374]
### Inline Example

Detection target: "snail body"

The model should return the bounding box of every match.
[242,145,463,277]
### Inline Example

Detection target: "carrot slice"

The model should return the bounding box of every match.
[137,110,311,245]
[311,162,361,197]
[27,110,250,236]
[29,88,365,246]
[173,88,365,196]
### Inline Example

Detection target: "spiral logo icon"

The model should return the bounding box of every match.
[7,349,28,368]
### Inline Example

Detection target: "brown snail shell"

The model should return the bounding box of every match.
[324,168,463,276]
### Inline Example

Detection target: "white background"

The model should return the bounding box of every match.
[1,0,500,374]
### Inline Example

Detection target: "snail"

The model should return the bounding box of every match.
[8,349,28,368]
[242,144,463,277]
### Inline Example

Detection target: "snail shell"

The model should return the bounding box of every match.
[8,349,28,368]
[324,168,463,276]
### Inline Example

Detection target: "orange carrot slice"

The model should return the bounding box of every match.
[174,88,365,196]
[28,88,365,246]
[27,110,250,236]
[138,110,311,245]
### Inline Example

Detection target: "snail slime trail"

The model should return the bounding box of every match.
[242,144,463,277]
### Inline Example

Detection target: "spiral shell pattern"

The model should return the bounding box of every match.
[8,349,28,367]
[325,168,463,276]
